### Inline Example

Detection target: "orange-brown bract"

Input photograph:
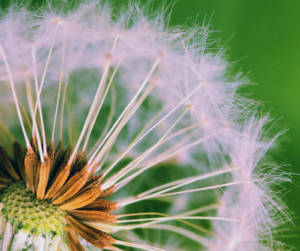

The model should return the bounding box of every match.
[0,140,121,251]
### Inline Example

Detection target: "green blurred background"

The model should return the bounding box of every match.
[161,0,300,248]
[1,0,299,248]
[112,0,300,247]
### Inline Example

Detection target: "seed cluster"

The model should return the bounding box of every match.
[0,140,121,251]
[1,181,67,234]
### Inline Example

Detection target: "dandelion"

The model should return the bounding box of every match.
[0,1,290,251]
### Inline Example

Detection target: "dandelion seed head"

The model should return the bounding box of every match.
[0,1,290,251]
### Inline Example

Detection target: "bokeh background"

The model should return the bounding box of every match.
[1,0,299,248]
[115,0,300,248]
[164,1,300,248]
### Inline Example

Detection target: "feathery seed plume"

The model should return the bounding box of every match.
[0,1,290,250]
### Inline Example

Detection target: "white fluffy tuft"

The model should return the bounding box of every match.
[0,1,290,250]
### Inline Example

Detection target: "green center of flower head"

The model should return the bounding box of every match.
[0,181,67,235]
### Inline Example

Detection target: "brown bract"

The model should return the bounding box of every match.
[0,140,121,251]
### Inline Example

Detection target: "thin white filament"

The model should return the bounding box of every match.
[115,130,224,191]
[144,224,211,247]
[125,127,224,180]
[116,216,239,223]
[94,83,155,168]
[102,106,191,189]
[0,44,31,148]
[100,83,203,186]
[60,42,73,140]
[51,37,66,142]
[32,21,59,155]
[88,57,162,165]
[68,56,112,165]
[121,173,243,207]
[87,84,116,159]
[31,44,45,162]
[82,47,126,152]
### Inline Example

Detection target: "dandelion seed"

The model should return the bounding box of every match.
[0,1,290,251]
